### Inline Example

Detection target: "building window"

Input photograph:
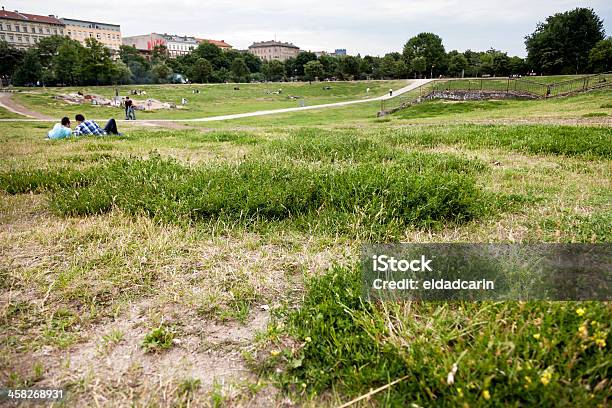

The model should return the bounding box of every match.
[0,34,4,40]
[15,26,20,32]
[9,35,14,41]
[46,28,50,33]
[31,26,35,33]
[53,29,57,34]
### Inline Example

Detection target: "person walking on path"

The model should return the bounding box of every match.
[125,96,135,120]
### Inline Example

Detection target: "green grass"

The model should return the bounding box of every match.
[0,152,505,240]
[11,80,407,120]
[395,100,507,119]
[142,325,175,353]
[260,265,611,406]
[0,94,610,407]
[0,106,22,119]
[387,124,612,158]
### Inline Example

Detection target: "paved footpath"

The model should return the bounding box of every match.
[0,79,432,124]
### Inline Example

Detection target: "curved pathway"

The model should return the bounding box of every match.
[0,92,53,120]
[0,79,432,124]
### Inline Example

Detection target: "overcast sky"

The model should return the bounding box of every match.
[5,1,611,56]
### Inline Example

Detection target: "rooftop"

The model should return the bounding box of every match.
[61,18,120,29]
[197,38,232,48]
[157,33,198,43]
[249,40,299,49]
[0,9,64,25]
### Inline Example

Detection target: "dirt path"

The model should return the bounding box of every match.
[0,92,54,120]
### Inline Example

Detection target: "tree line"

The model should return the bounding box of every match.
[1,7,610,86]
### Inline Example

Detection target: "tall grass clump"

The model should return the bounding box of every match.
[265,265,611,406]
[1,153,506,238]
[0,168,89,194]
[388,125,612,158]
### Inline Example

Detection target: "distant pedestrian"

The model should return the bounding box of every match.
[389,89,393,96]
[124,96,135,120]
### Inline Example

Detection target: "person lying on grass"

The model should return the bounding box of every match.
[73,114,122,136]
[46,116,72,140]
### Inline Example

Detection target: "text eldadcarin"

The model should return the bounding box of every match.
[370,255,494,291]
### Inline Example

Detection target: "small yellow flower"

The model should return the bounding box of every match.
[540,370,553,386]
[270,349,280,356]
[578,324,588,339]
[482,390,490,400]
[533,333,541,340]
[525,376,532,384]
[594,338,606,348]
[305,336,312,342]
[457,387,463,397]
[576,308,586,317]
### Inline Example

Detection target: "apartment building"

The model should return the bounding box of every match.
[248,40,300,62]
[123,33,198,58]
[62,18,121,51]
[0,8,64,49]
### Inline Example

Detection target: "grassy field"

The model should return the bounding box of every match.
[0,106,22,119]
[9,80,407,121]
[0,88,610,406]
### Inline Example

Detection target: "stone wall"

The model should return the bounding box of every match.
[423,90,539,101]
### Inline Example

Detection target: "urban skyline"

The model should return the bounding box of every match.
[1,0,611,57]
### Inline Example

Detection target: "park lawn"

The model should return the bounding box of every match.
[0,106,23,119]
[10,80,407,120]
[183,89,611,129]
[0,106,610,406]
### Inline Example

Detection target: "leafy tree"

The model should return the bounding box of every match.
[151,63,171,83]
[230,58,249,82]
[318,55,337,79]
[0,40,24,82]
[80,38,115,85]
[403,33,446,77]
[303,60,324,80]
[589,38,612,73]
[151,44,169,64]
[295,51,317,76]
[335,55,360,80]
[193,42,226,70]
[242,52,262,73]
[410,56,427,78]
[53,41,82,85]
[111,60,132,84]
[12,49,42,85]
[379,55,397,78]
[448,52,468,77]
[189,58,213,83]
[262,60,285,81]
[508,56,527,75]
[525,8,605,74]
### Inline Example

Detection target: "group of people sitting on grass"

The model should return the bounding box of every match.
[46,114,121,140]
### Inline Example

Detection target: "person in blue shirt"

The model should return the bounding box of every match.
[46,117,73,140]
[73,114,121,136]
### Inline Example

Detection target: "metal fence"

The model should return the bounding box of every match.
[380,72,611,114]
